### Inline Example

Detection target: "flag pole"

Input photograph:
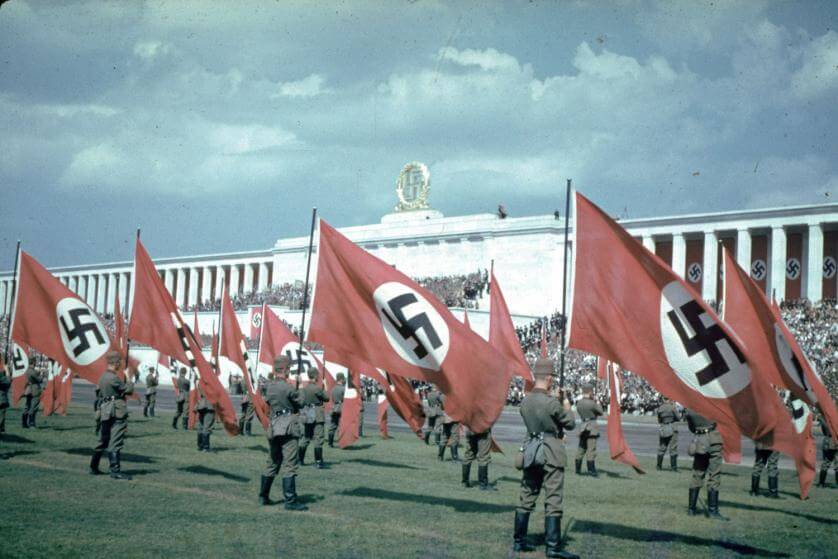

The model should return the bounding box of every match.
[296,207,318,388]
[4,240,21,363]
[125,229,140,372]
[558,179,572,390]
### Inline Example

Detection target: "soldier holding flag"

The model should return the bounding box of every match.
[298,367,329,468]
[172,368,190,430]
[89,351,134,480]
[22,364,43,428]
[194,379,215,452]
[144,367,158,417]
[327,372,345,447]
[424,385,443,446]
[574,383,603,477]
[656,397,681,472]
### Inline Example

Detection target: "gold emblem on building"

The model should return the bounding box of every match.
[395,162,430,211]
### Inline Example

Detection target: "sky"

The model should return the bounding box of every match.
[1,0,837,270]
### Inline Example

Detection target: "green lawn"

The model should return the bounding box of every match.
[0,406,835,559]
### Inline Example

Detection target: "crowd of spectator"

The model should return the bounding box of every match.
[188,282,312,312]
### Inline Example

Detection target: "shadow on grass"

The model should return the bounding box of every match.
[340,444,375,451]
[572,520,790,558]
[127,432,163,439]
[178,465,250,483]
[339,487,515,513]
[51,426,93,433]
[343,458,425,471]
[723,500,836,525]
[62,448,157,463]
[0,434,35,444]
[298,494,326,505]
[497,476,521,484]
[246,445,269,453]
[0,450,40,460]
[122,468,159,477]
[597,470,632,480]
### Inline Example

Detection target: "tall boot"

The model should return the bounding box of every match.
[670,454,679,472]
[587,460,598,478]
[750,474,760,496]
[143,405,148,417]
[150,406,155,418]
[182,416,188,430]
[29,413,36,428]
[545,515,579,559]
[574,458,582,475]
[423,431,431,445]
[656,454,664,471]
[89,451,104,475]
[433,432,440,447]
[21,412,28,429]
[314,447,326,469]
[245,422,252,436]
[816,470,827,487]
[437,443,445,461]
[688,487,699,516]
[282,476,308,511]
[238,417,245,433]
[478,465,497,491]
[204,433,211,452]
[451,444,460,462]
[328,432,335,447]
[707,489,728,521]
[172,416,178,430]
[299,446,307,466]
[461,463,472,488]
[767,476,780,499]
[259,475,275,505]
[197,432,203,451]
[512,511,535,552]
[108,452,132,480]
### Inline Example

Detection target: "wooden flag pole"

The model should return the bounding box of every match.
[296,207,318,388]
[125,229,140,372]
[4,240,21,364]
[558,179,572,389]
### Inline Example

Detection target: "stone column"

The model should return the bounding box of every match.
[79,276,88,304]
[806,223,823,302]
[187,267,199,308]
[201,266,212,303]
[642,235,655,253]
[229,264,240,296]
[243,262,254,294]
[164,268,175,297]
[736,228,751,273]
[214,265,225,300]
[119,272,129,312]
[96,274,107,313]
[69,275,78,294]
[672,233,686,280]
[258,262,270,291]
[702,231,718,301]
[0,281,7,314]
[175,268,187,308]
[770,226,787,301]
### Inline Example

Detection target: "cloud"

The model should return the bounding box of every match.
[274,74,328,98]
[791,31,838,100]
[133,40,172,61]
[438,47,521,73]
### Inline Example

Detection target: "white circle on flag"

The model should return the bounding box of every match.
[10,343,29,378]
[823,256,837,279]
[374,281,450,371]
[750,259,767,281]
[659,281,751,398]
[785,258,801,280]
[251,311,263,328]
[55,298,110,366]
[772,324,819,404]
[280,342,316,376]
[687,263,702,284]
[789,397,810,435]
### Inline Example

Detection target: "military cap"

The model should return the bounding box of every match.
[532,358,554,379]
[336,372,346,382]
[274,355,291,371]
[106,350,123,365]
[307,367,319,381]
[582,382,594,392]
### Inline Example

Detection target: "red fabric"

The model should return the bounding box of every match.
[722,249,838,442]
[41,361,61,417]
[338,370,362,448]
[596,357,607,380]
[540,323,548,359]
[221,288,268,429]
[717,421,742,464]
[308,220,513,433]
[462,308,471,330]
[606,362,644,474]
[568,193,777,440]
[127,239,238,435]
[755,395,816,499]
[377,394,389,439]
[489,271,534,383]
[56,368,73,415]
[381,370,425,437]
[257,304,299,374]
[11,251,111,385]
[187,374,199,430]
[114,296,141,401]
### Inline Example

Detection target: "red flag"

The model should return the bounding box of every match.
[308,220,513,433]
[754,395,816,499]
[596,357,607,380]
[717,420,743,464]
[11,251,112,385]
[56,367,73,415]
[9,342,30,405]
[114,295,141,401]
[221,288,268,429]
[127,239,238,435]
[377,393,389,439]
[192,308,202,339]
[381,370,425,438]
[317,353,337,414]
[41,360,62,417]
[722,248,838,442]
[540,323,548,359]
[489,271,534,383]
[606,362,644,474]
[568,193,777,440]
[338,369,362,448]
[462,308,471,330]
[257,304,313,384]
[187,372,199,430]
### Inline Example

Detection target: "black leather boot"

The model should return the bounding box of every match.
[282,476,308,511]
[89,451,104,475]
[328,432,335,447]
[143,405,148,417]
[437,444,445,461]
[29,413,36,428]
[299,446,307,465]
[656,454,663,470]
[478,465,496,491]
[424,431,431,445]
[545,516,579,558]
[670,455,678,472]
[461,463,472,488]
[512,511,534,552]
[21,412,28,429]
[109,452,132,480]
[197,432,203,451]
[259,475,275,505]
[816,470,826,487]
[182,416,188,430]
[314,447,325,469]
[451,444,460,462]
[707,489,728,520]
[172,416,178,430]
[767,476,780,498]
[433,432,440,446]
[574,458,582,475]
[587,460,598,478]
[204,433,211,452]
[750,474,760,496]
[688,487,699,516]
[245,422,252,436]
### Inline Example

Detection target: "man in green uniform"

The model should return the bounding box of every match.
[438,395,460,462]
[259,355,307,511]
[89,351,134,480]
[574,383,603,476]
[462,426,494,490]
[656,398,680,471]
[327,373,345,448]
[144,368,158,417]
[299,367,329,468]
[172,368,190,430]
[0,357,10,434]
[239,389,255,436]
[424,386,443,446]
[22,364,43,428]
[750,442,780,498]
[816,412,836,487]
[513,357,578,559]
[685,408,726,519]
[194,379,215,452]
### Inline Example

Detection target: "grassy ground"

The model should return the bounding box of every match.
[0,406,835,559]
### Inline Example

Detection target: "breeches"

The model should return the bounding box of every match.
[752,449,779,477]
[300,422,325,449]
[263,435,299,479]
[95,417,127,454]
[576,432,598,461]
[463,431,491,466]
[517,464,565,516]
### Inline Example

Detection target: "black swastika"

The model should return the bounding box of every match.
[381,293,442,360]
[59,308,106,357]
[688,264,702,282]
[285,349,312,373]
[667,300,746,386]
[12,347,26,371]
[791,399,805,421]
[786,260,800,279]
[751,260,766,279]
[824,258,836,278]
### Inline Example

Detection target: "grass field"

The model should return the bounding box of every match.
[0,406,835,559]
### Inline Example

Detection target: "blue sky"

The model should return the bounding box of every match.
[1,0,836,270]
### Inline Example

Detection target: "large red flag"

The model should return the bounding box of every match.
[222,289,268,429]
[9,342,30,405]
[489,271,534,383]
[56,367,73,415]
[308,220,513,433]
[187,310,202,430]
[41,360,62,417]
[381,370,425,437]
[377,393,389,439]
[114,295,141,401]
[127,239,238,435]
[717,420,743,464]
[568,193,777,440]
[11,251,112,385]
[606,362,644,474]
[257,304,314,384]
[338,369,362,449]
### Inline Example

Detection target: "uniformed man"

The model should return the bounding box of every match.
[358,392,366,438]
[656,397,680,472]
[144,368,158,417]
[239,388,255,436]
[574,383,603,477]
[438,394,460,462]
[298,367,330,468]
[513,357,578,559]
[172,368,190,430]
[258,355,307,511]
[89,351,134,480]
[462,426,495,490]
[816,412,836,487]
[22,364,43,429]
[750,441,780,498]
[194,379,215,452]
[327,373,345,448]
[685,408,726,519]
[94,385,102,434]
[0,357,10,434]
[424,386,443,446]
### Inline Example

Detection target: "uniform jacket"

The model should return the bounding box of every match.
[576,397,603,436]
[520,388,576,468]
[145,373,158,395]
[301,383,329,423]
[331,385,345,414]
[98,370,134,420]
[265,379,303,438]
[0,372,11,408]
[685,408,722,453]
[426,390,443,418]
[25,367,42,398]
[176,376,190,402]
[656,402,680,437]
